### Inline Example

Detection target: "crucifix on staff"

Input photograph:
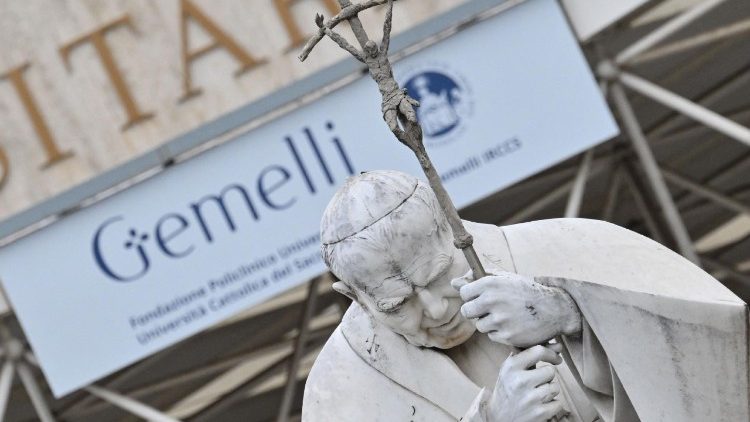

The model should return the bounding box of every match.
[299,0,488,280]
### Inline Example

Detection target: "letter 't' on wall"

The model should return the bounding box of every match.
[0,145,9,189]
[59,15,155,131]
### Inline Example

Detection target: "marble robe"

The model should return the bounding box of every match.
[303,218,749,421]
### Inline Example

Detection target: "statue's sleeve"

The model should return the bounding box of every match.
[460,388,492,422]
[502,218,750,422]
[539,269,748,422]
[551,309,638,421]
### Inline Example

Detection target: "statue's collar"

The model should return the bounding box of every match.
[339,303,481,419]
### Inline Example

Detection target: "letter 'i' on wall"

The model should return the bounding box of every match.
[59,15,155,131]
[273,0,340,50]
[0,62,73,169]
[178,0,266,102]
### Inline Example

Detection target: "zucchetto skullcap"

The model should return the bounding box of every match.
[320,170,418,245]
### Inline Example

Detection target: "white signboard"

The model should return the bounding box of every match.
[562,0,653,41]
[0,0,617,397]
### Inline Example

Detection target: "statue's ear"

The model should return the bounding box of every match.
[332,281,358,302]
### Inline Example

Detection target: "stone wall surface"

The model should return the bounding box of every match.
[0,0,468,220]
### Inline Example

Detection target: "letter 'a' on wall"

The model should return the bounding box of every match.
[0,0,618,397]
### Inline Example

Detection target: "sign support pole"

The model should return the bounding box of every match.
[15,361,55,422]
[0,360,14,421]
[0,320,184,422]
[0,325,57,422]
[277,276,321,422]
[564,150,595,218]
[609,82,700,264]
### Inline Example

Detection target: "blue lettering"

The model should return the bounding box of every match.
[190,184,259,243]
[284,135,315,193]
[92,216,150,282]
[155,213,194,258]
[91,121,356,283]
[327,121,356,175]
[257,165,296,210]
[304,126,334,185]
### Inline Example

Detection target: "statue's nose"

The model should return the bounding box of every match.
[417,289,449,321]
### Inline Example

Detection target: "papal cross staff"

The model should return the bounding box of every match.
[299,0,488,279]
[300,7,568,420]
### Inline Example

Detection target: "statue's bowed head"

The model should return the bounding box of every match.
[320,170,477,349]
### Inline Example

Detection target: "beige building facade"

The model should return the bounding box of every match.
[0,0,468,220]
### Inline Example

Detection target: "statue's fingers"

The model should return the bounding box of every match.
[456,276,498,301]
[555,402,571,420]
[531,381,560,403]
[473,317,490,333]
[514,345,563,370]
[450,270,473,291]
[450,278,468,292]
[457,281,481,302]
[534,400,566,421]
[460,298,490,319]
[527,365,556,388]
[547,341,563,354]
[474,313,504,333]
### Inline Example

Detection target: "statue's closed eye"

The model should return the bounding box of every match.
[377,297,408,313]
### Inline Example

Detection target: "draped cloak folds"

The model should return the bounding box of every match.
[303,218,749,421]
[502,219,749,421]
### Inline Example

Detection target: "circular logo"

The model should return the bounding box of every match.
[402,64,473,146]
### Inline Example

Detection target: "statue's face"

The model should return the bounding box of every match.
[341,211,476,349]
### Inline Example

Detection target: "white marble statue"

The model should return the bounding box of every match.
[302,170,749,422]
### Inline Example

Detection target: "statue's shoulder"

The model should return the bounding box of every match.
[304,305,374,394]
[302,324,377,420]
[303,305,394,417]
[303,305,451,421]
[500,218,666,258]
[501,218,741,303]
[502,217,637,240]
[500,217,668,274]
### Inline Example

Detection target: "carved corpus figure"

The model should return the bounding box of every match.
[303,0,422,148]
[303,170,750,422]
